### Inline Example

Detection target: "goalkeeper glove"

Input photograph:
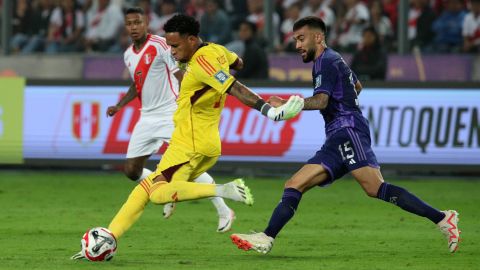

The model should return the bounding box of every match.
[255,95,304,121]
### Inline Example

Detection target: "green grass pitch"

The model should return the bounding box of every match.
[0,170,478,270]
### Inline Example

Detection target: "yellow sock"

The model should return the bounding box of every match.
[108,180,151,239]
[149,181,216,204]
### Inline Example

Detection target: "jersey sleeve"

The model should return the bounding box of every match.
[192,52,236,94]
[219,45,239,66]
[313,60,337,96]
[160,47,179,74]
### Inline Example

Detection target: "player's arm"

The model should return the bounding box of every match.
[228,81,303,121]
[230,57,244,71]
[268,93,329,110]
[106,83,137,117]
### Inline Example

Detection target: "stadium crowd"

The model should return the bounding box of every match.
[2,0,480,80]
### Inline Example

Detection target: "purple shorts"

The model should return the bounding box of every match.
[307,127,379,186]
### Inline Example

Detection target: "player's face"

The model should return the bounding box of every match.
[125,13,148,41]
[166,32,197,63]
[293,26,319,63]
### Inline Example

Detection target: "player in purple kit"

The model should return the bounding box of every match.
[230,16,460,254]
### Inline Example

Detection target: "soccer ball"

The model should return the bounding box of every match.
[81,227,117,261]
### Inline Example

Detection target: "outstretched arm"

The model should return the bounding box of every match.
[106,83,138,117]
[269,93,329,110]
[228,81,303,121]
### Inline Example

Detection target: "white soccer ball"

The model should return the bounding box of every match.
[81,227,117,261]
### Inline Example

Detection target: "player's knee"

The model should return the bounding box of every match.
[124,164,142,181]
[149,182,169,204]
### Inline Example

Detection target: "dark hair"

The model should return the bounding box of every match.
[164,14,200,36]
[293,16,327,34]
[240,20,257,35]
[125,7,145,16]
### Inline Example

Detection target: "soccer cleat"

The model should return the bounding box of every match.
[217,208,236,233]
[70,251,85,260]
[437,210,460,253]
[230,232,274,254]
[163,202,176,219]
[223,179,254,206]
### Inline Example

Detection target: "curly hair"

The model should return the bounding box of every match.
[163,14,200,36]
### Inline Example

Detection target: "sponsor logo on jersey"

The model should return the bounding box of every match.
[220,94,302,156]
[314,75,322,88]
[72,101,100,143]
[214,70,229,84]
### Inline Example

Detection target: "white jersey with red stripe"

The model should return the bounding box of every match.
[124,34,179,116]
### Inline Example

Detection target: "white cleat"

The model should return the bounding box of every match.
[163,202,176,219]
[230,232,274,254]
[437,210,460,253]
[223,179,254,206]
[217,208,236,233]
[70,251,85,260]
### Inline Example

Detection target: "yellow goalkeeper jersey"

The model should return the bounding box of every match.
[170,43,238,157]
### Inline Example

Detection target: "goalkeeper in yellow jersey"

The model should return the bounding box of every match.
[72,14,303,259]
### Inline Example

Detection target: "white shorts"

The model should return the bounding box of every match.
[126,114,174,159]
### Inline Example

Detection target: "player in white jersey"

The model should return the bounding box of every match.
[106,7,235,233]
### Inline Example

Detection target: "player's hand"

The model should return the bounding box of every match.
[267,96,286,108]
[106,106,120,117]
[266,95,304,121]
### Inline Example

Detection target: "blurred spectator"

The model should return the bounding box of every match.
[246,0,281,48]
[381,0,399,32]
[431,0,466,52]
[46,0,85,53]
[335,0,370,53]
[137,0,161,34]
[10,0,32,53]
[409,0,436,51]
[199,0,232,44]
[223,0,249,31]
[151,0,177,36]
[351,26,387,80]
[184,0,206,21]
[369,0,393,45]
[279,1,302,52]
[462,0,480,52]
[300,0,335,30]
[84,0,123,52]
[234,21,269,79]
[11,0,53,54]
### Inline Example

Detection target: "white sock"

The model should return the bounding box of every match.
[135,168,153,183]
[194,173,230,216]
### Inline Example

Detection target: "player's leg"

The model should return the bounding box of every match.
[347,124,460,253]
[195,173,235,232]
[163,171,234,232]
[351,166,460,252]
[149,152,253,205]
[231,164,331,254]
[124,155,152,182]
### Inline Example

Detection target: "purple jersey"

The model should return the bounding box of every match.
[312,48,366,136]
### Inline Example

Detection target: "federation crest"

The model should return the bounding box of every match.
[72,101,100,143]
[314,75,322,88]
[144,53,152,65]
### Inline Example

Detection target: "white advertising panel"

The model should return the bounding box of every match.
[23,86,480,164]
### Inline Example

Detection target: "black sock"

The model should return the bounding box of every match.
[264,188,302,238]
[377,182,445,224]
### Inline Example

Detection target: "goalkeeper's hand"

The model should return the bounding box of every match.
[265,95,304,121]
